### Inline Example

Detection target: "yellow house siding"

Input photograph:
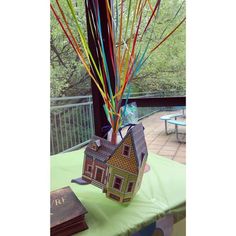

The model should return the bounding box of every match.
[106,166,137,201]
[107,134,138,174]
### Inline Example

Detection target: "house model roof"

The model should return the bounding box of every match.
[128,123,148,168]
[85,135,117,162]
[85,123,147,166]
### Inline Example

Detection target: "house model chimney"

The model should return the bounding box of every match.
[90,139,101,151]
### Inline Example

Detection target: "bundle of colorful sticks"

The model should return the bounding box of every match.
[51,0,185,144]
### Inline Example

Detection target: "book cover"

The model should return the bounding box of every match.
[50,186,88,235]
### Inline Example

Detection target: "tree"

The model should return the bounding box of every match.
[50,0,186,97]
[50,0,90,97]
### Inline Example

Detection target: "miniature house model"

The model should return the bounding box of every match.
[81,123,148,203]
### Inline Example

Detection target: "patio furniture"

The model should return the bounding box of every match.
[167,120,186,143]
[160,114,183,134]
[51,149,186,236]
[177,106,186,118]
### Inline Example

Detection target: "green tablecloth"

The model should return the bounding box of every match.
[51,149,186,236]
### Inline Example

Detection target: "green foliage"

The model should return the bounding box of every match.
[50,0,186,97]
[131,0,186,93]
[50,0,90,97]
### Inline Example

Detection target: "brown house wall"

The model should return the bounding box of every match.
[83,157,108,184]
[83,157,93,178]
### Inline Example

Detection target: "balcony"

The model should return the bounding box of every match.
[50,93,186,164]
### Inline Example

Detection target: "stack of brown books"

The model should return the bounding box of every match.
[51,186,88,236]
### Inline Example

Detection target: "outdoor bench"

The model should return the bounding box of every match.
[167,119,186,143]
[160,114,183,134]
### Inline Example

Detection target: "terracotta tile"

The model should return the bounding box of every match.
[178,145,186,151]
[159,150,176,156]
[165,145,180,151]
[170,137,178,142]
[165,140,180,146]
[157,135,169,140]
[150,148,163,155]
[148,142,162,148]
[148,134,159,139]
[162,155,173,160]
[146,137,154,142]
[161,145,179,151]
[145,133,158,138]
[174,156,186,164]
[175,150,186,157]
[153,134,167,139]
[151,139,167,145]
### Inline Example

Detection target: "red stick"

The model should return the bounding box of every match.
[150,17,186,54]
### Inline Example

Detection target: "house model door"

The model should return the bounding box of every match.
[95,167,103,182]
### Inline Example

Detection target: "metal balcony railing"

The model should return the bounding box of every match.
[50,91,185,155]
[50,96,94,155]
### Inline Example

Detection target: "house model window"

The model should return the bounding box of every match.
[127,182,134,192]
[95,167,104,182]
[113,176,123,190]
[122,145,130,157]
[87,165,92,173]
